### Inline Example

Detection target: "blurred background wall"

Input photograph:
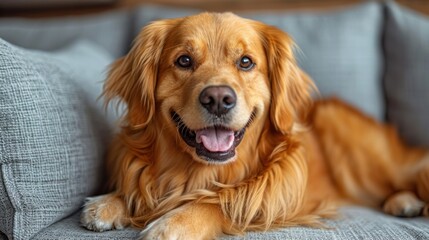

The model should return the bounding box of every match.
[1,0,429,18]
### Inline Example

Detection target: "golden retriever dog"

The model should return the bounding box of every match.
[81,12,429,239]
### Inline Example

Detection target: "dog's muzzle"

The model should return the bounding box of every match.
[170,85,256,163]
[170,110,254,163]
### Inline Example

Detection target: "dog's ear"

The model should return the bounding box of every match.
[255,23,314,134]
[103,19,177,129]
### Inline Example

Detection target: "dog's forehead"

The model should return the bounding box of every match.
[180,12,247,31]
[173,13,260,51]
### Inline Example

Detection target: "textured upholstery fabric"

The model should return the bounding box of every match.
[33,207,429,239]
[0,39,113,240]
[33,211,140,239]
[0,10,130,58]
[135,2,384,120]
[384,1,429,147]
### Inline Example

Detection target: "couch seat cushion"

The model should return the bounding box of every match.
[33,207,429,239]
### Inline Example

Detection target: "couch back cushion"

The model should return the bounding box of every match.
[0,39,113,239]
[135,2,384,120]
[384,2,429,147]
[0,11,130,58]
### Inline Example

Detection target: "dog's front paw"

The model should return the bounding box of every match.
[140,214,197,240]
[140,204,222,240]
[80,194,129,232]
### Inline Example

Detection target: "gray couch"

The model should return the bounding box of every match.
[1,1,429,239]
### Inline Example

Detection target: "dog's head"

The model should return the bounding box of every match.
[104,13,313,165]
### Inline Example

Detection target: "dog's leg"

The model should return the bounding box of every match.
[414,155,429,216]
[140,203,225,240]
[80,193,129,232]
[416,156,429,202]
[311,99,429,212]
[382,154,429,217]
[383,154,429,217]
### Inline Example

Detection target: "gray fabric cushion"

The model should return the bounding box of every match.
[384,2,429,147]
[0,10,130,58]
[0,39,113,239]
[135,2,384,120]
[246,3,384,120]
[33,207,429,239]
[33,211,140,240]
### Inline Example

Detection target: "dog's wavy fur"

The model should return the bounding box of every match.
[81,13,429,239]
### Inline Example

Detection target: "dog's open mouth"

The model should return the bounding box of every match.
[171,111,254,163]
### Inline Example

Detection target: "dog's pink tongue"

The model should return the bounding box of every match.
[196,128,235,152]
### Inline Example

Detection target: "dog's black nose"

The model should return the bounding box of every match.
[199,86,236,116]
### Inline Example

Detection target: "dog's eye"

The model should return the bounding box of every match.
[238,56,255,71]
[176,55,193,69]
